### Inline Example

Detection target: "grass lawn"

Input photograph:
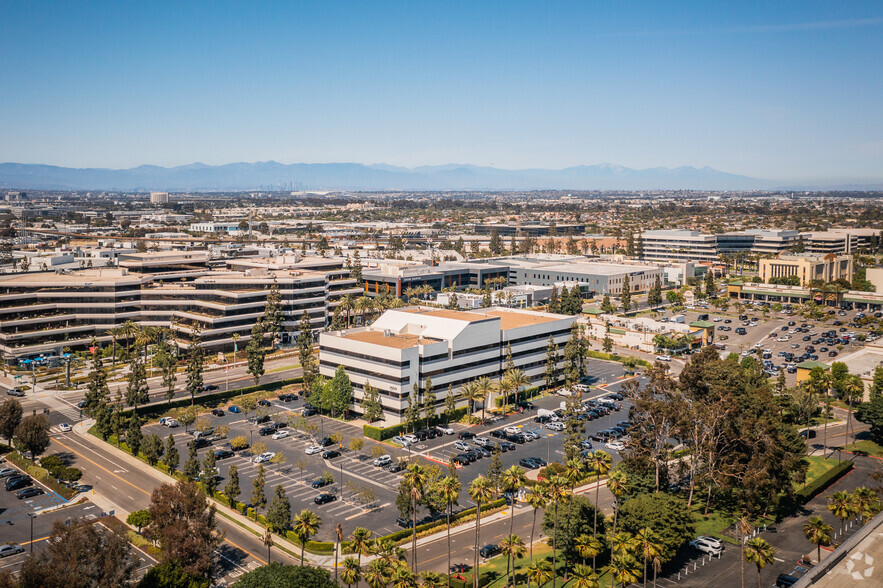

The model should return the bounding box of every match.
[470,542,614,588]
[844,440,883,458]
[798,455,841,490]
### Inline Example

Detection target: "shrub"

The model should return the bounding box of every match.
[796,460,853,503]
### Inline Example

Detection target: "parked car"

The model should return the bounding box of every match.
[203,384,219,392]
[271,430,290,440]
[277,393,297,402]
[0,468,18,478]
[322,449,341,460]
[479,544,501,558]
[373,455,392,467]
[17,487,44,499]
[301,407,317,417]
[500,441,516,452]
[257,399,272,407]
[689,536,723,555]
[311,478,332,489]
[391,436,411,447]
[546,421,565,431]
[0,544,25,558]
[605,441,625,451]
[210,408,225,417]
[6,477,33,491]
[213,449,234,460]
[655,355,672,362]
[318,436,334,447]
[436,425,454,435]
[458,431,475,440]
[228,405,241,413]
[454,440,471,452]
[159,417,179,428]
[192,438,212,449]
[258,425,277,436]
[473,437,491,447]
[388,462,405,473]
[304,444,322,455]
[252,452,276,464]
[314,493,337,505]
[451,454,470,466]
[519,458,541,469]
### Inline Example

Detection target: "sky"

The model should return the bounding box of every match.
[1,1,882,183]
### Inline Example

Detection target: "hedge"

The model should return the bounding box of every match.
[364,408,468,441]
[585,350,651,367]
[5,451,78,500]
[494,386,545,408]
[123,377,303,419]
[796,459,854,503]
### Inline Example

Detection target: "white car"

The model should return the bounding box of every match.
[59,423,72,433]
[435,425,454,435]
[504,426,520,435]
[474,437,491,447]
[403,434,418,444]
[160,417,179,428]
[305,445,323,455]
[373,455,392,467]
[271,430,290,440]
[689,536,723,555]
[776,337,789,342]
[546,422,565,431]
[655,355,672,362]
[605,441,625,451]
[748,322,758,327]
[713,317,722,322]
[252,451,276,464]
[391,436,411,447]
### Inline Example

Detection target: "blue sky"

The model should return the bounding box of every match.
[1,1,881,183]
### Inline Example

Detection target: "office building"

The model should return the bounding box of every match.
[149,192,170,204]
[318,307,576,424]
[473,223,586,237]
[758,253,853,286]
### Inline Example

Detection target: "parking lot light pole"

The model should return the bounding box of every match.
[27,513,35,552]
[339,462,344,502]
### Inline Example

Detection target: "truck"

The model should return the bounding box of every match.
[671,314,686,323]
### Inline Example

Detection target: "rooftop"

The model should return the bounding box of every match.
[477,309,562,330]
[339,330,438,349]
[399,308,492,323]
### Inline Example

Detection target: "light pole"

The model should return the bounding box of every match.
[339,462,344,502]
[27,513,35,552]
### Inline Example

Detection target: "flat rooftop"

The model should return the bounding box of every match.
[540,262,659,276]
[477,309,562,330]
[399,308,493,323]
[339,330,439,349]
[0,269,145,286]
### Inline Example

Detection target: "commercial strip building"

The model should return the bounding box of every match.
[318,307,577,424]
[0,256,361,360]
[758,253,853,287]
[581,310,715,354]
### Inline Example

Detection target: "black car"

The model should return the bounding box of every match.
[828,351,838,357]
[247,415,270,424]
[607,393,624,401]
[203,384,219,392]
[311,478,332,489]
[534,415,552,424]
[396,517,413,528]
[322,450,340,460]
[192,438,212,449]
[450,563,471,573]
[479,544,501,558]
[775,574,800,588]
[519,458,540,469]
[451,454,470,466]
[211,408,225,417]
[508,433,527,444]
[277,393,296,402]
[416,428,438,439]
[16,487,44,499]
[531,457,547,467]
[213,449,234,460]
[499,441,516,452]
[319,436,333,447]
[257,399,272,407]
[76,400,87,409]
[314,493,337,505]
[464,449,482,461]
[302,407,317,417]
[6,477,32,491]
[258,425,277,436]
[490,430,506,439]
[388,462,405,473]
[458,431,475,440]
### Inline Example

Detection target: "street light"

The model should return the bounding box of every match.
[27,513,36,553]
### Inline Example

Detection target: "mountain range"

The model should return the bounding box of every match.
[0,161,776,191]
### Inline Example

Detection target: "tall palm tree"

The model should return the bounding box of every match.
[844,375,863,454]
[802,516,832,565]
[356,295,374,326]
[468,475,495,588]
[571,564,600,588]
[365,558,394,588]
[606,469,628,535]
[610,532,637,558]
[545,474,571,587]
[502,465,527,538]
[231,333,241,363]
[349,526,374,567]
[562,458,584,575]
[852,486,879,524]
[574,534,602,567]
[439,475,461,588]
[827,491,856,537]
[341,556,362,588]
[504,368,530,410]
[587,450,613,570]
[526,484,548,565]
[608,553,641,588]
[341,294,354,328]
[461,381,483,424]
[526,559,553,588]
[737,516,753,588]
[403,463,427,572]
[292,509,321,566]
[500,534,526,587]
[476,376,495,421]
[391,566,417,588]
[121,319,138,356]
[374,537,407,567]
[743,538,775,588]
[821,371,835,459]
[635,527,663,588]
[108,325,126,368]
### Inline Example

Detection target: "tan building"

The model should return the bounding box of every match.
[149,192,169,204]
[759,253,852,287]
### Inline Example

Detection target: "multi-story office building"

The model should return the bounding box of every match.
[149,192,169,204]
[473,223,586,237]
[641,230,720,262]
[0,257,361,360]
[318,307,576,424]
[758,253,853,286]
[361,261,509,298]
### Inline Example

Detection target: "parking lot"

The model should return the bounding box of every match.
[142,358,637,541]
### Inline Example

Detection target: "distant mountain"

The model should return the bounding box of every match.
[0,161,775,191]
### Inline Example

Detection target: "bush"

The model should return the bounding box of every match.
[796,460,853,503]
[363,408,468,440]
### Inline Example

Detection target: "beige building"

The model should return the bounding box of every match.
[759,253,852,287]
[149,192,169,204]
[866,267,883,293]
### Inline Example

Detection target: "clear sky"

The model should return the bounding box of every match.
[1,1,881,183]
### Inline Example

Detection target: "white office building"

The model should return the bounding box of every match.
[318,307,577,424]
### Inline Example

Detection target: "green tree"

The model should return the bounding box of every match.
[549,286,561,314]
[201,449,219,496]
[857,393,883,444]
[138,561,210,588]
[182,441,200,481]
[126,358,150,411]
[164,434,179,474]
[224,465,241,508]
[231,563,338,588]
[444,385,457,424]
[127,509,151,533]
[468,476,495,587]
[291,510,322,567]
[154,340,178,404]
[545,334,561,392]
[601,295,614,313]
[704,269,716,298]
[266,485,292,532]
[0,398,23,446]
[744,538,775,588]
[262,284,284,349]
[251,464,267,518]
[247,322,266,386]
[185,340,204,405]
[616,492,695,564]
[827,491,856,537]
[542,494,604,569]
[298,311,317,390]
[621,274,632,312]
[648,274,663,310]
[327,365,353,417]
[602,335,613,353]
[802,516,832,565]
[142,433,165,466]
[128,414,144,457]
[13,413,50,461]
[83,354,112,439]
[361,383,383,422]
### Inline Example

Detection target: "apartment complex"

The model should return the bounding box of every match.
[473,223,586,237]
[318,307,576,424]
[758,253,853,286]
[0,256,361,360]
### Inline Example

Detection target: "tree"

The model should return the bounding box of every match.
[0,398,22,446]
[526,485,548,566]
[83,354,112,439]
[145,480,223,579]
[292,509,322,566]
[827,490,856,537]
[262,284,284,348]
[549,286,561,314]
[621,274,632,313]
[545,335,560,392]
[361,383,383,422]
[246,323,266,386]
[803,516,832,565]
[542,493,604,575]
[224,465,241,508]
[526,559,554,587]
[648,274,663,310]
[266,485,292,532]
[182,441,200,481]
[326,365,353,418]
[231,562,339,588]
[743,538,775,588]
[128,414,144,457]
[142,433,164,466]
[364,558,394,588]
[444,385,457,424]
[20,518,139,588]
[185,340,205,405]
[201,449,219,496]
[635,527,664,588]
[298,311,317,390]
[403,463,428,572]
[704,269,716,298]
[126,358,150,410]
[869,366,883,400]
[14,413,50,461]
[616,492,695,564]
[609,553,641,588]
[500,534,526,587]
[468,476,495,588]
[164,434,180,474]
[154,341,178,404]
[348,527,374,568]
[489,229,503,255]
[138,561,210,588]
[857,394,883,444]
[251,464,267,518]
[602,335,613,353]
[127,509,151,533]
[340,557,361,588]
[438,475,461,581]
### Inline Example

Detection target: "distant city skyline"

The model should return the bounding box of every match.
[1,1,881,184]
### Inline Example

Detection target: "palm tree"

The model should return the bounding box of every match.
[349,526,374,567]
[608,553,641,588]
[121,319,138,356]
[562,458,584,575]
[526,484,548,565]
[610,532,637,558]
[526,559,553,588]
[421,571,447,588]
[587,450,613,570]
[404,463,427,572]
[606,469,628,535]
[365,558,394,588]
[844,375,863,454]
[743,538,775,588]
[438,476,461,588]
[573,534,602,567]
[650,555,662,588]
[504,368,530,410]
[502,465,527,538]
[476,376,495,421]
[461,381,483,424]
[468,475,495,588]
[827,490,856,537]
[545,474,570,587]
[391,566,418,588]
[802,516,833,565]
[821,371,835,459]
[341,294,354,328]
[737,516,753,588]
[852,486,879,524]
[356,295,375,326]
[374,537,407,567]
[341,556,362,588]
[571,564,600,588]
[635,527,663,588]
[500,534,526,587]
[108,325,126,368]
[292,509,321,566]
[231,333,241,363]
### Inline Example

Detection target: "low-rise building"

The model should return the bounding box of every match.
[759,253,853,287]
[318,307,576,424]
